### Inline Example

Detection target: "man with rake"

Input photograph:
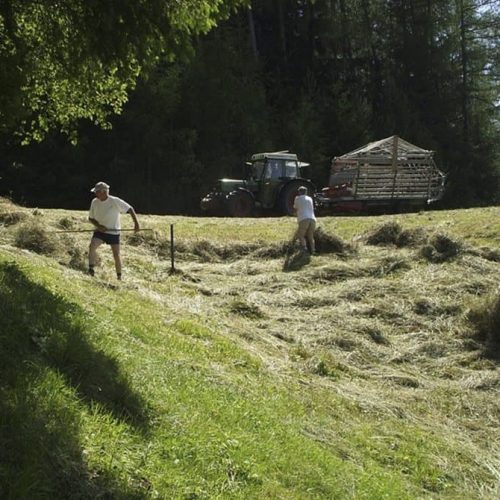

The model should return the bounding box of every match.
[88,181,140,280]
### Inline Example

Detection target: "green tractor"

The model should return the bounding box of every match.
[200,151,314,216]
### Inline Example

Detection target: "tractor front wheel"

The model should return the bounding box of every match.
[200,193,226,215]
[227,191,255,217]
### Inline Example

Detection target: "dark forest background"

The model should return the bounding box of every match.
[1,0,498,214]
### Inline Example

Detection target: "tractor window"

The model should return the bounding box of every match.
[264,160,283,180]
[251,161,265,179]
[284,161,299,178]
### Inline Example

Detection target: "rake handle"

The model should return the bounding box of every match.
[52,228,154,233]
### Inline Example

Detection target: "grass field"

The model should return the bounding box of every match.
[1,197,499,499]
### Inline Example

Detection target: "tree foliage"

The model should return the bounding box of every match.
[0,0,247,142]
[246,0,499,205]
[0,0,498,210]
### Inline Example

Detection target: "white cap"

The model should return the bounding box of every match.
[91,181,110,193]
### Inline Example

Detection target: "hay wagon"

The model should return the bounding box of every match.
[316,136,446,213]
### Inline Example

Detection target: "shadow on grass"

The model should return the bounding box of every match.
[283,248,311,271]
[0,261,149,498]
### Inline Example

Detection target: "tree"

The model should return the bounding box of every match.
[1,0,498,210]
[0,0,247,142]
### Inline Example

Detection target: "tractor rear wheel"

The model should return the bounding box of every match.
[227,191,255,217]
[278,181,313,215]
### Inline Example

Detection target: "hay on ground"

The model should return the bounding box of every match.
[395,227,427,247]
[283,248,310,271]
[0,211,28,226]
[467,293,500,349]
[127,230,163,248]
[468,246,500,263]
[420,232,463,262]
[314,227,353,255]
[365,221,402,246]
[253,241,294,259]
[14,222,59,255]
[229,298,265,318]
[58,216,77,230]
[368,256,411,277]
[127,231,176,258]
[125,228,350,263]
[0,197,29,226]
[67,245,88,271]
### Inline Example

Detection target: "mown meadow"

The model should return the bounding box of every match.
[0,197,499,499]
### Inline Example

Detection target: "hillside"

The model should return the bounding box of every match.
[1,198,499,499]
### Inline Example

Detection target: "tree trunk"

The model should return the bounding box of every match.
[247,4,259,62]
[146,151,152,213]
[362,0,382,124]
[458,0,469,141]
[276,0,288,67]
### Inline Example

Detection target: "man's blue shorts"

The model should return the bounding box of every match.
[92,231,120,245]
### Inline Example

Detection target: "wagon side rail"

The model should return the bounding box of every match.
[347,161,445,202]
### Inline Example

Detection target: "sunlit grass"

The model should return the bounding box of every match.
[0,199,499,498]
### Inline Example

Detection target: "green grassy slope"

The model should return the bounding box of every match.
[1,199,499,499]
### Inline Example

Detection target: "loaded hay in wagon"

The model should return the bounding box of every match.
[316,135,446,213]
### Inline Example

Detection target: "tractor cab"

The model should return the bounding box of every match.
[248,153,304,182]
[248,152,309,209]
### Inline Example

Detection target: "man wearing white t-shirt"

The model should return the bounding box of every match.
[293,186,316,254]
[88,181,140,279]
